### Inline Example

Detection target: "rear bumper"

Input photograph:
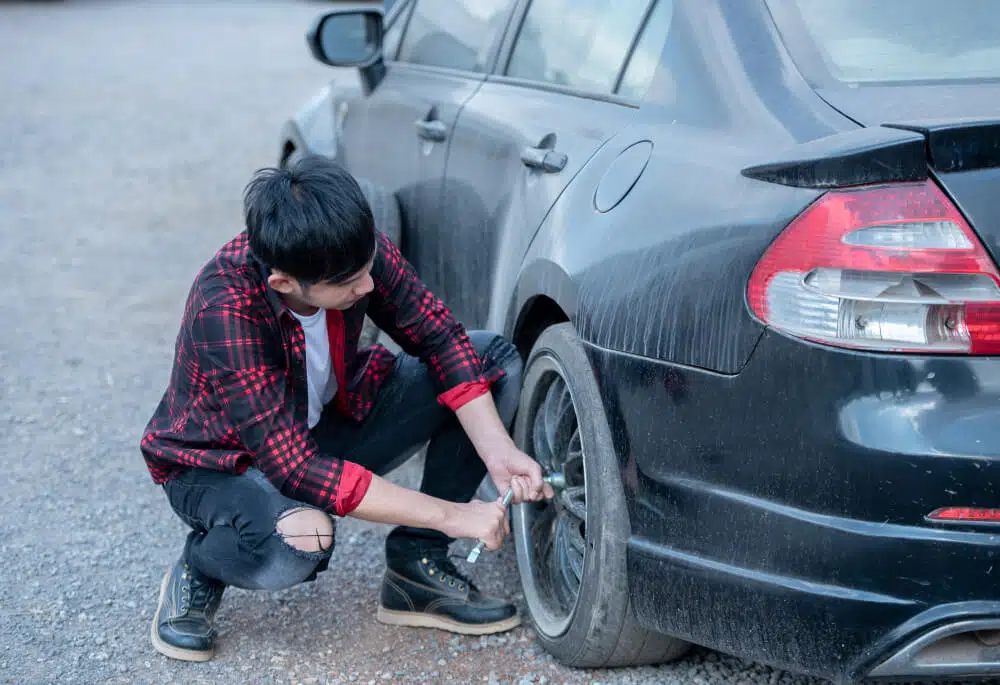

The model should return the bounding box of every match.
[585,331,1000,682]
[628,544,1000,682]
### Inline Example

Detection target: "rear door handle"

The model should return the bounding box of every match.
[520,145,567,173]
[415,118,448,142]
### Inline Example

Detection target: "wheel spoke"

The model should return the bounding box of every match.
[550,518,580,603]
[558,485,587,522]
[562,428,584,486]
[531,402,555,470]
[543,378,577,470]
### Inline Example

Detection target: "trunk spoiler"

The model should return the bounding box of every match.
[885,118,1000,173]
[742,119,1000,189]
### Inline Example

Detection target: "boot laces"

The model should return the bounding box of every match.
[181,564,219,615]
[424,553,478,593]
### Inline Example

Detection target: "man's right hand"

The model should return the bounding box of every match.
[442,499,509,551]
[348,474,510,550]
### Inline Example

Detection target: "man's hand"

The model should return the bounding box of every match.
[483,442,555,505]
[441,499,509,551]
[454,392,556,505]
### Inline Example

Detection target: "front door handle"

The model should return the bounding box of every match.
[415,118,448,142]
[520,145,567,173]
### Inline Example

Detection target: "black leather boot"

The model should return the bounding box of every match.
[377,553,520,635]
[150,557,226,661]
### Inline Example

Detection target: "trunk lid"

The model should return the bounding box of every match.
[881,118,1000,267]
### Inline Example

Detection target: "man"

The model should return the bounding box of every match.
[140,155,553,662]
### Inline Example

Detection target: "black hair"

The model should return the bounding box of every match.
[243,154,376,285]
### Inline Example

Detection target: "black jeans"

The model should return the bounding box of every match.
[163,331,523,590]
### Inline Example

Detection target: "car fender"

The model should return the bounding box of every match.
[502,257,580,342]
[279,81,356,164]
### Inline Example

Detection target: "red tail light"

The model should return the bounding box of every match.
[928,507,1000,522]
[748,180,1000,354]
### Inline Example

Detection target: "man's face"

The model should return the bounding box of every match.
[269,257,375,314]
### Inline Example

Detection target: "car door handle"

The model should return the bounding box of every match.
[520,145,567,173]
[415,119,448,142]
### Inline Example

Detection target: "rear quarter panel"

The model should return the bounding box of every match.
[509,115,822,374]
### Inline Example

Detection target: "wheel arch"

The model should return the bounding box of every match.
[504,258,578,359]
[278,83,342,167]
[511,295,570,360]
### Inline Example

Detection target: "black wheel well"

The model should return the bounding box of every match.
[513,296,570,360]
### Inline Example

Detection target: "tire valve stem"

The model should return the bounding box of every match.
[466,473,566,564]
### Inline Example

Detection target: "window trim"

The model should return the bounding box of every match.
[613,0,658,94]
[384,0,416,63]
[485,73,640,107]
[496,0,655,100]
[390,0,521,77]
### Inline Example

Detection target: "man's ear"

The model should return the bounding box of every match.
[267,270,298,295]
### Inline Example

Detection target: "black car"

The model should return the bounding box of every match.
[278,0,1000,681]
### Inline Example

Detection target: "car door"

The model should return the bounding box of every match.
[437,0,674,328]
[336,0,519,277]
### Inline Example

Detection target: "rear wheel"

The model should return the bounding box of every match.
[512,323,690,667]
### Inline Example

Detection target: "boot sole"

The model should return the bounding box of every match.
[150,570,215,662]
[376,605,521,635]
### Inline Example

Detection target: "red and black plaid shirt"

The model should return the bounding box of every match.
[140,230,503,516]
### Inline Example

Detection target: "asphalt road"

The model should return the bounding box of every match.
[0,2,881,684]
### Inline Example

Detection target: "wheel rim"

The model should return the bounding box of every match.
[514,355,587,637]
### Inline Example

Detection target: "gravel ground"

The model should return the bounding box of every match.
[0,2,972,685]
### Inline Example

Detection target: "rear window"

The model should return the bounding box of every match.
[769,0,1000,84]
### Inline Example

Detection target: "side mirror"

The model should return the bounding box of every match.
[307,7,384,68]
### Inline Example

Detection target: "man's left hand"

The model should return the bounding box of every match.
[484,443,555,505]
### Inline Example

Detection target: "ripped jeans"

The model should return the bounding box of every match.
[164,468,331,590]
[163,331,523,591]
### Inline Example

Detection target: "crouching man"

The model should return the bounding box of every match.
[140,155,552,662]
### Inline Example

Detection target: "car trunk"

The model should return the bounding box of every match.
[815,84,1000,267]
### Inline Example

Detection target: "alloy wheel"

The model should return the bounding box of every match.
[514,356,588,637]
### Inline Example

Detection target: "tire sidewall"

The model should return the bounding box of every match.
[513,323,632,665]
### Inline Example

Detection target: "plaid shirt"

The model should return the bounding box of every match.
[140,230,503,516]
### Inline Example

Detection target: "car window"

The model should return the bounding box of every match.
[506,0,652,93]
[396,0,515,72]
[769,0,1000,83]
[616,0,674,99]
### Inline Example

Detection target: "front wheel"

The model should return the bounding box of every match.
[512,323,690,667]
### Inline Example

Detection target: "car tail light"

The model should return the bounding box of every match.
[748,180,1000,354]
[928,507,1000,522]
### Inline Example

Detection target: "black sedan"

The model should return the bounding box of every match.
[279,0,1000,681]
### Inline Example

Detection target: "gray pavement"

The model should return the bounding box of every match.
[1,2,832,683]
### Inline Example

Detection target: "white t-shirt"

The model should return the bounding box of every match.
[290,308,338,429]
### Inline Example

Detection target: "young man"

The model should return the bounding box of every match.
[140,155,553,662]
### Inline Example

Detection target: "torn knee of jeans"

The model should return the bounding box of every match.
[275,507,334,554]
